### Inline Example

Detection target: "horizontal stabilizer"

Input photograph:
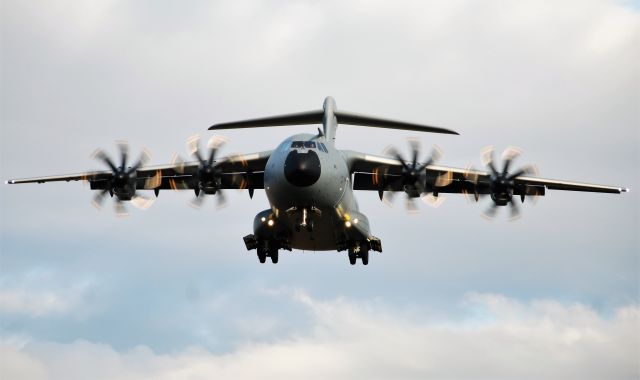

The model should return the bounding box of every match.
[210,110,323,130]
[210,107,458,135]
[334,111,458,135]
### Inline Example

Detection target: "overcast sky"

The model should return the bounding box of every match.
[1,0,639,378]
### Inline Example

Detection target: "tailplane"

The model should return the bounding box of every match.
[209,97,459,142]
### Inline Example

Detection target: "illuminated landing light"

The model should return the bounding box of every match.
[267,219,275,227]
[261,216,266,222]
[345,220,352,228]
[353,218,359,224]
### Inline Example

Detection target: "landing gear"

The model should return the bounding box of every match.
[361,249,369,265]
[256,242,279,264]
[348,243,369,265]
[288,206,320,232]
[348,249,357,265]
[257,247,267,263]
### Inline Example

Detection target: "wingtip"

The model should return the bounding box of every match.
[622,187,630,193]
[442,128,460,135]
[5,180,14,184]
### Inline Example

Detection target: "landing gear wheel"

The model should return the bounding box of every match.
[361,249,369,265]
[270,249,279,264]
[257,248,267,264]
[348,249,356,265]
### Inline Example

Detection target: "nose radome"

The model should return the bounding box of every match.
[284,150,321,187]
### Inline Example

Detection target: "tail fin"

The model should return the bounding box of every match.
[209,97,459,142]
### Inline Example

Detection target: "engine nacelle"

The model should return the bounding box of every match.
[490,191,511,206]
[89,176,137,201]
[197,165,222,195]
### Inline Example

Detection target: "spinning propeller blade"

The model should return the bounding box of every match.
[476,146,539,221]
[381,138,444,213]
[184,134,229,209]
[90,141,152,216]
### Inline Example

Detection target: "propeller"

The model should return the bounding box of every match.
[185,135,228,209]
[90,141,153,216]
[380,138,444,212]
[475,146,538,220]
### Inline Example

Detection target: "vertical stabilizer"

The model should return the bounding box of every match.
[322,96,338,144]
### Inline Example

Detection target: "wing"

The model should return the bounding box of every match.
[345,151,628,196]
[6,150,272,193]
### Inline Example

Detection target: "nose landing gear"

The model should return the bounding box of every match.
[287,206,321,233]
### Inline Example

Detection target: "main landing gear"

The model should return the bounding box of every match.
[257,245,279,264]
[341,237,380,266]
[348,243,370,266]
[244,235,287,264]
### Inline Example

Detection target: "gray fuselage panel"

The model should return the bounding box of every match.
[261,133,368,251]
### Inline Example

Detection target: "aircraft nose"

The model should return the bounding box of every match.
[284,150,321,187]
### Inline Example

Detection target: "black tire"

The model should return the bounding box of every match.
[361,249,369,265]
[270,249,279,264]
[348,249,356,265]
[257,248,267,264]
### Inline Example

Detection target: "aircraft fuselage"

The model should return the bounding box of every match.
[257,133,370,251]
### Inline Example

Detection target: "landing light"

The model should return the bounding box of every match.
[345,220,352,228]
[261,217,266,222]
[267,219,275,227]
[353,218,359,224]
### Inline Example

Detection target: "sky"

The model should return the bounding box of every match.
[1,0,639,378]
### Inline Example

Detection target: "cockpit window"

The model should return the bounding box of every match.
[291,141,317,149]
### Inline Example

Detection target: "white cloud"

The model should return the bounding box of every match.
[1,0,638,378]
[1,292,637,380]
[0,270,97,318]
[0,289,75,317]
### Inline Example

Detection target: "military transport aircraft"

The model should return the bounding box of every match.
[6,97,629,265]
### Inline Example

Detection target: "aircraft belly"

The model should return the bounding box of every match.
[287,216,337,251]
[276,206,371,252]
